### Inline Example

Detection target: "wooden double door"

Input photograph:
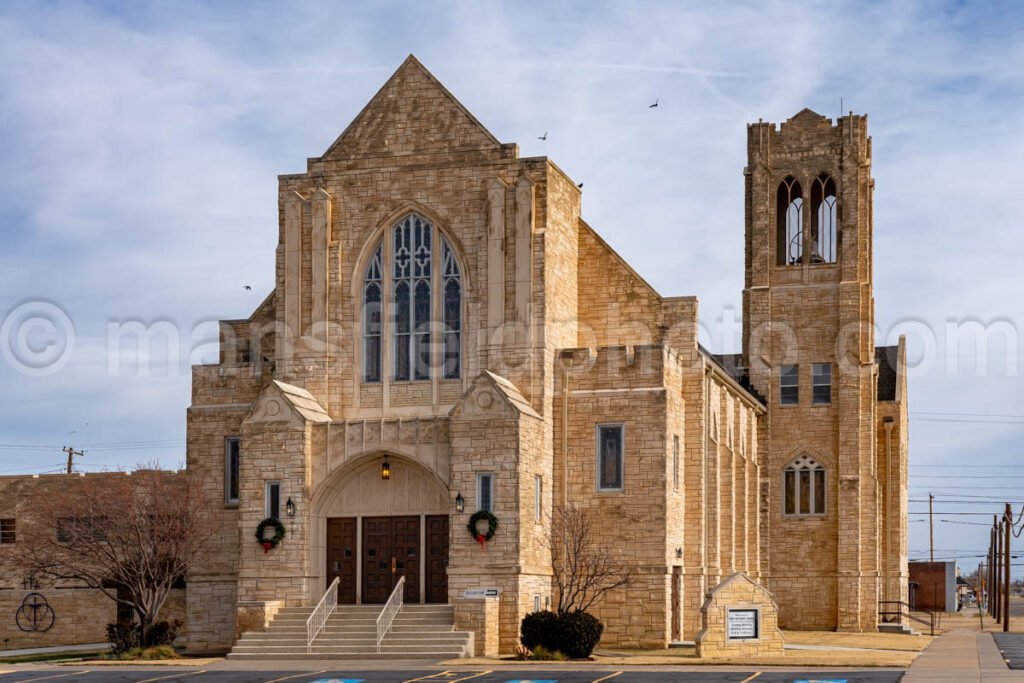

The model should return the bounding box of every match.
[326,515,449,605]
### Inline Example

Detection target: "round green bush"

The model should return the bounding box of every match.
[520,610,559,650]
[519,610,604,659]
[555,610,604,658]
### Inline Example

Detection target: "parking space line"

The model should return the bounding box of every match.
[739,673,762,683]
[136,669,208,683]
[591,673,623,683]
[401,673,451,683]
[265,670,330,683]
[10,672,91,683]
[449,673,492,683]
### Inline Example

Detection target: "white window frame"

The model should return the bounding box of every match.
[224,437,240,506]
[476,472,494,513]
[0,518,15,545]
[265,480,281,519]
[783,455,826,517]
[596,423,625,492]
[812,363,832,405]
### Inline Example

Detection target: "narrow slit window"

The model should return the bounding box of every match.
[266,481,281,520]
[534,475,542,522]
[672,435,680,490]
[477,473,494,512]
[225,437,240,505]
[597,424,624,491]
[362,243,383,382]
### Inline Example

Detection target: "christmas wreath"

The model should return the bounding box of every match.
[255,518,286,554]
[466,510,499,548]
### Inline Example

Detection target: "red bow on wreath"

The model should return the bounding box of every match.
[476,534,486,548]
[262,541,273,554]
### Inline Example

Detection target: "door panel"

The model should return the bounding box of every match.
[362,517,393,604]
[361,516,421,604]
[326,517,357,604]
[425,516,450,603]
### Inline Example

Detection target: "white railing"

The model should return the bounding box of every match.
[376,575,405,652]
[306,576,340,654]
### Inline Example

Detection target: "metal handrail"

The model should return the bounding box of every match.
[307,577,340,654]
[376,576,405,653]
[878,600,937,636]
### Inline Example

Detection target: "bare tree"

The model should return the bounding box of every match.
[18,465,211,644]
[550,504,631,613]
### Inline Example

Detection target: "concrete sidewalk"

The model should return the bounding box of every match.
[904,628,1024,681]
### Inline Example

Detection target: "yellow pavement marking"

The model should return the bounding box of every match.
[401,672,452,683]
[265,670,330,683]
[449,672,492,683]
[591,673,623,683]
[11,671,91,683]
[739,673,762,683]
[136,670,208,683]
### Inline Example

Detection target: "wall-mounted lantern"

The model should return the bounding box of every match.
[381,457,391,480]
[285,497,296,518]
[455,492,465,513]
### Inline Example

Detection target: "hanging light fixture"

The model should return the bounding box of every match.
[285,498,296,518]
[455,492,465,513]
[381,457,391,480]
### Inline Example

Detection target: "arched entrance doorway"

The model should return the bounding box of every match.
[312,453,450,605]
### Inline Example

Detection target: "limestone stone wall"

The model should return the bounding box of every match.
[695,572,784,659]
[0,588,113,650]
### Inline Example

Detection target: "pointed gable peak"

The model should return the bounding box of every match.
[781,108,832,132]
[321,54,502,161]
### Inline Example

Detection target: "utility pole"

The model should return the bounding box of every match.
[62,446,84,474]
[996,517,1003,623]
[989,529,996,615]
[1005,504,1012,633]
[929,493,935,562]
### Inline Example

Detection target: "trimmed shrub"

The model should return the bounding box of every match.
[519,610,604,659]
[530,645,567,661]
[556,610,604,659]
[105,621,139,656]
[520,610,559,650]
[144,620,182,648]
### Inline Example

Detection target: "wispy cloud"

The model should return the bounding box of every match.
[0,0,1021,566]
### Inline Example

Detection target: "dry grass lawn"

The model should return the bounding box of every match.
[782,630,933,652]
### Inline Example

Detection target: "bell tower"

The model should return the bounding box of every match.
[742,109,881,631]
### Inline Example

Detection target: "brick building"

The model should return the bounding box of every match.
[184,56,909,654]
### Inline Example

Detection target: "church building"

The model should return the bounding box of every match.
[184,55,909,654]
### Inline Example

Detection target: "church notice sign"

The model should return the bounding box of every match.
[726,608,759,640]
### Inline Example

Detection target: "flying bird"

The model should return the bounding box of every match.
[649,98,659,108]
[243,285,252,291]
[538,131,547,141]
[577,182,584,189]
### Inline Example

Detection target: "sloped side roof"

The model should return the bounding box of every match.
[480,370,540,419]
[271,380,331,423]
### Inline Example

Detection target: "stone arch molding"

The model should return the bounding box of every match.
[313,451,449,518]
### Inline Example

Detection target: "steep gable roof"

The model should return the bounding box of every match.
[321,55,502,161]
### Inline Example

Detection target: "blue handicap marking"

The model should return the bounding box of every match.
[307,679,365,683]
[506,680,558,683]
[794,680,847,683]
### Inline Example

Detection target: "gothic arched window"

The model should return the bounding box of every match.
[783,454,826,516]
[811,174,838,264]
[361,213,463,383]
[362,243,383,382]
[776,177,803,266]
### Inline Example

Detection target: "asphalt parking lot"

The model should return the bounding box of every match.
[0,668,906,683]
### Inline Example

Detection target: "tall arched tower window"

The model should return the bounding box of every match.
[776,176,803,266]
[361,213,463,383]
[811,174,838,264]
[362,243,383,382]
[783,454,826,516]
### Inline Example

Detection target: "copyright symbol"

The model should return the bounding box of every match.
[0,301,75,376]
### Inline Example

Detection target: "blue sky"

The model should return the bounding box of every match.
[1,1,1023,571]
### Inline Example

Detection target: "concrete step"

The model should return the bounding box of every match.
[879,622,922,636]
[226,649,468,661]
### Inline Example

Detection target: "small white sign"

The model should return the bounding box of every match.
[726,607,759,640]
[462,587,502,598]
